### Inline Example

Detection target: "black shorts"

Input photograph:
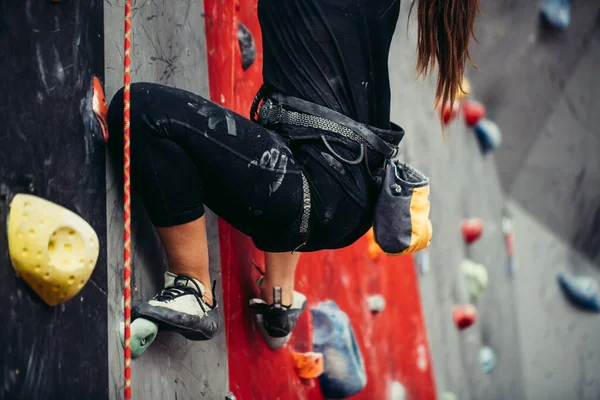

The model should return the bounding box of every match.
[107,83,396,252]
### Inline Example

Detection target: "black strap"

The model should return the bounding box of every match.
[270,91,397,159]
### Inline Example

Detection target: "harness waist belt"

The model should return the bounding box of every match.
[253,89,400,159]
[258,98,380,150]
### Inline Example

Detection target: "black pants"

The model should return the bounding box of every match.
[107,83,385,252]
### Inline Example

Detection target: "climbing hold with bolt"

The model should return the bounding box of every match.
[461,218,483,244]
[291,351,324,379]
[92,76,109,143]
[455,76,471,100]
[237,22,256,71]
[480,346,497,374]
[389,381,407,400]
[119,318,159,358]
[452,304,478,330]
[367,294,386,313]
[461,259,489,302]
[441,391,458,400]
[7,194,99,306]
[556,272,600,312]
[438,101,460,125]
[474,119,502,153]
[540,0,571,30]
[312,300,367,399]
[463,100,486,127]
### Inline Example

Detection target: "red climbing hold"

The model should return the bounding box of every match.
[461,218,484,244]
[463,100,486,127]
[452,304,478,330]
[92,77,109,143]
[438,101,460,125]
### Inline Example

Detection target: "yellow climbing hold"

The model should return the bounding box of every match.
[456,76,472,100]
[7,194,99,306]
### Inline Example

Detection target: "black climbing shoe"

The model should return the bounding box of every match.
[132,272,218,341]
[249,273,306,350]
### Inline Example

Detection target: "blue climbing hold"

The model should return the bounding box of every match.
[480,346,497,374]
[312,300,367,399]
[540,0,571,30]
[474,119,502,153]
[557,272,600,312]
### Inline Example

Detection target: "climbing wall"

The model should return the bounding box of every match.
[0,1,108,399]
[103,0,229,398]
[468,0,600,398]
[204,0,437,399]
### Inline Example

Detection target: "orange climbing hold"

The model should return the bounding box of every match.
[365,227,383,259]
[291,351,324,379]
[92,77,109,143]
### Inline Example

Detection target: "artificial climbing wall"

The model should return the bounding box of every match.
[103,0,229,398]
[204,1,438,399]
[0,1,108,399]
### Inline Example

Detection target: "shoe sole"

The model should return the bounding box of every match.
[132,307,217,341]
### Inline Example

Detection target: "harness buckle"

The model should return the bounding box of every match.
[258,98,283,126]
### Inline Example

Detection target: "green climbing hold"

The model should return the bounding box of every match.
[441,391,458,400]
[461,259,488,302]
[119,318,159,358]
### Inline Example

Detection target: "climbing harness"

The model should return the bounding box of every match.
[123,0,133,398]
[251,86,433,256]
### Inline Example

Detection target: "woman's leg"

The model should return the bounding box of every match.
[262,251,301,305]
[107,83,309,340]
[155,218,213,306]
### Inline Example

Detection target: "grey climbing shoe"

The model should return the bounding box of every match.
[132,272,218,341]
[249,276,306,350]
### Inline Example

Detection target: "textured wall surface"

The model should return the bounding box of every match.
[0,1,108,399]
[469,0,600,265]
[406,0,600,397]
[104,0,228,398]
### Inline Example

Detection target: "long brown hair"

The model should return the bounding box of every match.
[410,0,479,108]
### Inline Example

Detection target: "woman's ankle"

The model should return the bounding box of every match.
[260,277,294,305]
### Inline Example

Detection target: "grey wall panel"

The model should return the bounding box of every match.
[467,0,600,191]
[510,35,600,266]
[508,200,600,400]
[103,1,228,399]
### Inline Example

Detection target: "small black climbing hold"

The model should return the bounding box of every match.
[237,22,256,71]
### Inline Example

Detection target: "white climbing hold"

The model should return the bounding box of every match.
[367,294,386,313]
[389,381,407,400]
[461,259,489,302]
[480,346,497,374]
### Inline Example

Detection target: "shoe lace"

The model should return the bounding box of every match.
[153,275,218,312]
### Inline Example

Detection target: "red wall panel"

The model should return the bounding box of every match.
[204,0,437,398]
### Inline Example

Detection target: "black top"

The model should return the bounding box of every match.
[258,0,401,130]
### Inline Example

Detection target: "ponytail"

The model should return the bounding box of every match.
[410,0,479,108]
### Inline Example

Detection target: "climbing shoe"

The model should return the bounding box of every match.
[132,272,218,341]
[249,275,306,350]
